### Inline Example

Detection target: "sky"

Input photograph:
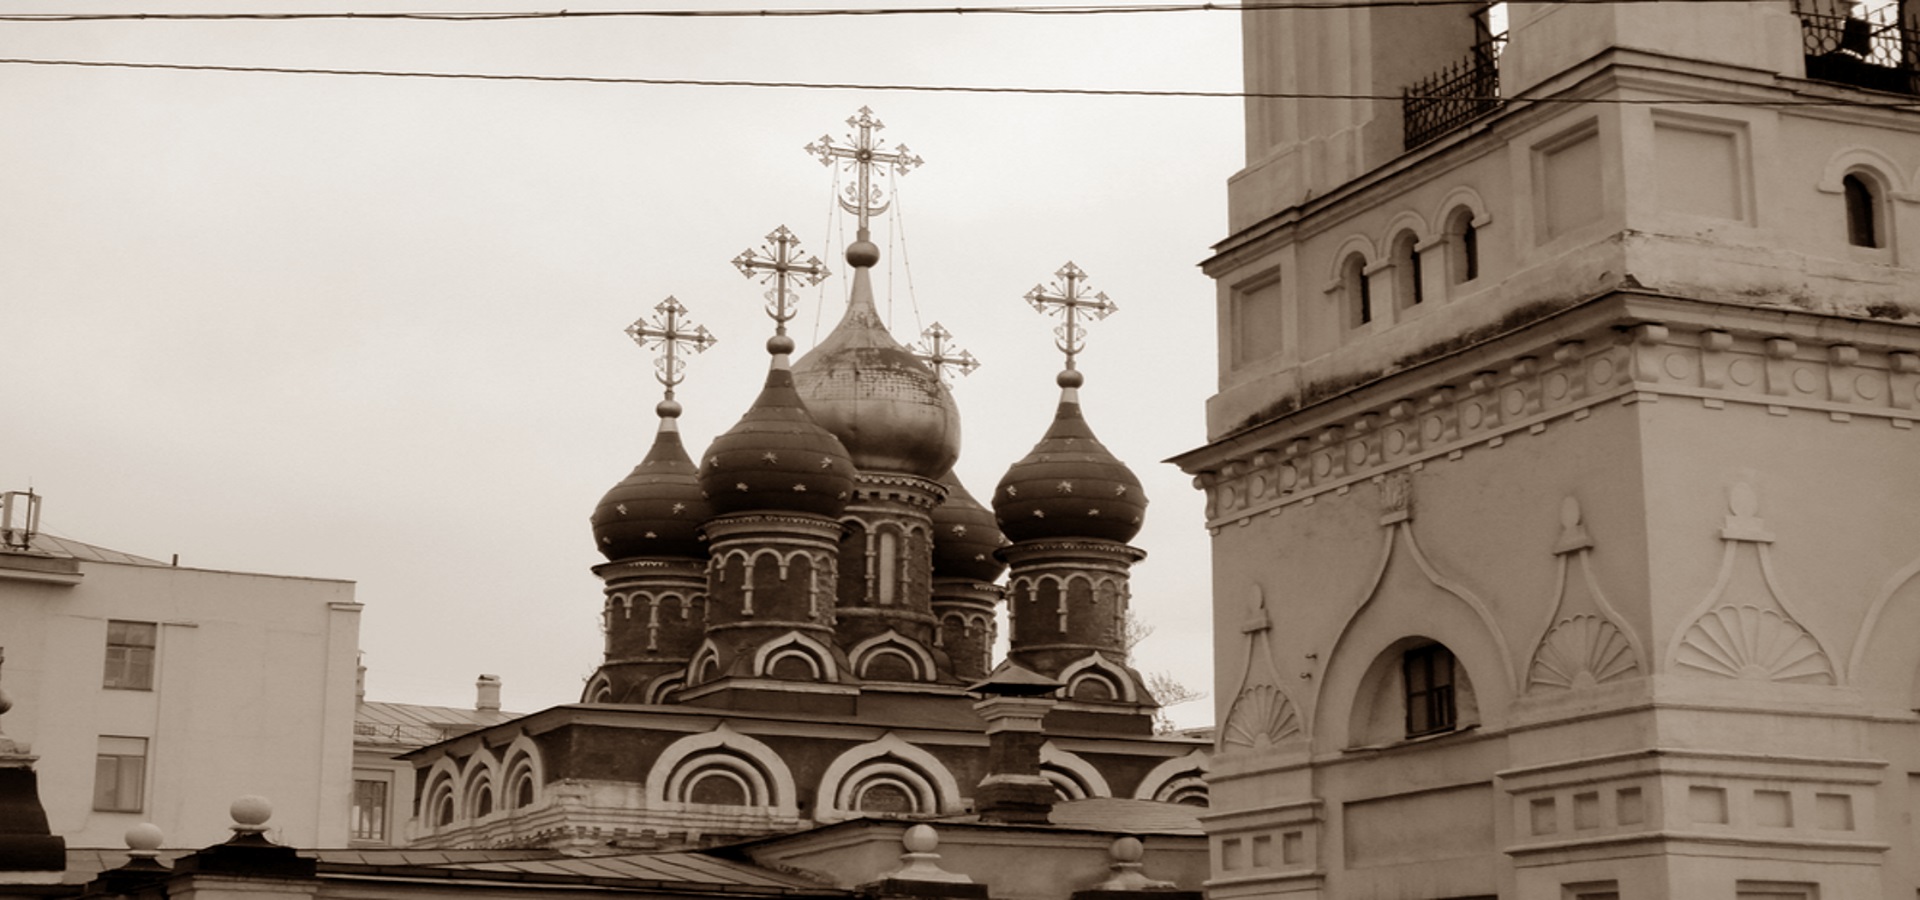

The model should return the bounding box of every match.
[0,0,1244,728]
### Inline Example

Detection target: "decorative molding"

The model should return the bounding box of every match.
[1039,742,1112,799]
[1058,652,1140,704]
[1133,749,1211,804]
[1185,310,1920,531]
[814,733,962,821]
[1666,483,1838,685]
[1218,585,1307,754]
[1221,683,1304,751]
[1526,497,1644,692]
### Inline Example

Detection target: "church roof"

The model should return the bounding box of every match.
[354,701,518,749]
[61,847,840,893]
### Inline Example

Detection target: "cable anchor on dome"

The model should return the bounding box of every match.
[625,296,717,402]
[805,106,923,241]
[733,225,830,338]
[1024,262,1117,372]
[912,322,980,384]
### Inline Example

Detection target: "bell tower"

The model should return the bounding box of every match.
[1183,1,1920,897]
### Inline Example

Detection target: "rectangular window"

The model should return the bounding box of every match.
[1230,274,1284,367]
[93,736,147,812]
[351,777,390,843]
[103,620,157,690]
[1403,644,1457,736]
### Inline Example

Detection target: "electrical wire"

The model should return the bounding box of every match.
[1,56,1913,111]
[0,1,1769,24]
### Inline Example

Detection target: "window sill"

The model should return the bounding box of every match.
[1342,723,1479,754]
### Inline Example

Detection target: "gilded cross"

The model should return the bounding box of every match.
[1024,262,1118,370]
[911,322,980,384]
[625,296,716,399]
[733,226,829,336]
[805,106,923,239]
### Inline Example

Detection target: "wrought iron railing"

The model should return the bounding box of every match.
[1801,8,1920,95]
[1403,35,1508,151]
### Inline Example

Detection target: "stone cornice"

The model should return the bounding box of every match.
[1177,293,1920,530]
[997,539,1148,567]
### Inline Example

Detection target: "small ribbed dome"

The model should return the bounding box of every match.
[591,409,713,560]
[993,378,1147,544]
[931,468,1007,582]
[792,245,961,479]
[699,355,857,519]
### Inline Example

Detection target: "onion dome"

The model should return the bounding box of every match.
[591,401,713,560]
[699,338,857,519]
[931,468,1007,582]
[792,240,962,479]
[993,370,1147,544]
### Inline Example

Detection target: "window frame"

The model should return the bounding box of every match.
[103,620,158,691]
[1842,171,1882,249]
[1403,644,1458,737]
[93,736,148,813]
[1342,253,1373,329]
[351,776,391,843]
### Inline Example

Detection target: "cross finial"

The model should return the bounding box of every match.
[1024,262,1117,371]
[805,106,924,240]
[733,226,830,337]
[912,322,980,385]
[625,297,716,401]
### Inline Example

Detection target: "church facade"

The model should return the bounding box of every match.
[1178,2,1920,898]
[401,111,1209,853]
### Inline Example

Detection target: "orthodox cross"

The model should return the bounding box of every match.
[805,106,923,239]
[733,226,829,336]
[1024,262,1118,370]
[911,322,980,384]
[625,296,716,400]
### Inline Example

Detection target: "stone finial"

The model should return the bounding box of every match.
[171,794,314,879]
[885,824,972,884]
[120,823,168,873]
[1091,836,1176,891]
[231,795,272,835]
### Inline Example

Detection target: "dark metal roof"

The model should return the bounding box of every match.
[354,701,520,748]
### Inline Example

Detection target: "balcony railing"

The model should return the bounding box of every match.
[1403,35,1508,151]
[1801,8,1920,95]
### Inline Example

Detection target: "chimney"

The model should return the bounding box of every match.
[968,661,1060,825]
[475,674,501,712]
[354,654,366,703]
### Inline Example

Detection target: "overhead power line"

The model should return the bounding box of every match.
[0,56,1912,113]
[0,1,1765,24]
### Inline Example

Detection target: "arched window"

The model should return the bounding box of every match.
[1446,207,1480,283]
[1844,172,1881,248]
[1342,253,1372,328]
[1391,231,1424,309]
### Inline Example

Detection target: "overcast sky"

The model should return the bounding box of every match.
[1,0,1243,728]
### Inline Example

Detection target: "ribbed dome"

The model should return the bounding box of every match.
[792,244,961,479]
[993,377,1147,544]
[591,410,713,560]
[699,353,857,519]
[930,468,1007,582]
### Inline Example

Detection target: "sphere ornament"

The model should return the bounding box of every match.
[930,469,1007,582]
[994,387,1147,545]
[903,823,940,854]
[230,795,273,830]
[125,823,164,854]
